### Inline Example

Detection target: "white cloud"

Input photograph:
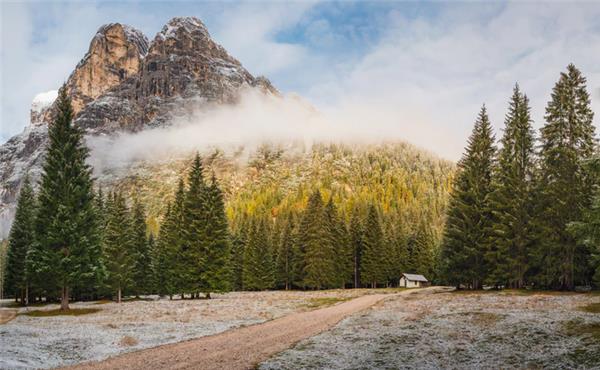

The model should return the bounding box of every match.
[304,2,600,159]
[2,2,599,161]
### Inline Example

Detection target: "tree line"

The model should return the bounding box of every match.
[440,64,599,290]
[3,88,438,308]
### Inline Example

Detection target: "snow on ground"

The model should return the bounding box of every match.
[260,290,600,370]
[0,289,368,369]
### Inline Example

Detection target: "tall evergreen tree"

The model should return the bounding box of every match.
[130,198,152,297]
[103,192,134,303]
[29,88,103,310]
[534,64,596,289]
[440,106,496,289]
[229,224,247,291]
[361,204,387,288]
[349,206,364,288]
[568,158,600,286]
[202,174,231,297]
[325,198,352,288]
[183,154,208,296]
[486,85,536,288]
[242,217,275,290]
[301,190,336,289]
[5,176,36,305]
[276,212,298,290]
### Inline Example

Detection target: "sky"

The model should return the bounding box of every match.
[1,1,600,160]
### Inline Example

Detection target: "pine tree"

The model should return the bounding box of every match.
[534,64,596,290]
[155,179,186,298]
[440,106,496,289]
[130,198,152,297]
[301,190,336,289]
[349,206,364,288]
[103,192,134,303]
[361,204,386,288]
[183,154,208,296]
[202,174,231,297]
[229,224,247,291]
[5,176,36,305]
[486,85,536,288]
[242,217,275,290]
[412,220,435,279]
[568,157,600,286]
[29,88,103,310]
[325,198,352,288]
[276,212,298,290]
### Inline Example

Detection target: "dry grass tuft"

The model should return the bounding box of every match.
[579,302,600,314]
[303,297,351,309]
[119,336,139,347]
[21,308,101,317]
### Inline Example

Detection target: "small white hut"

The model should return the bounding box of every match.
[399,273,429,288]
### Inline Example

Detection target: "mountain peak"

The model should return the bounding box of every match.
[156,17,210,41]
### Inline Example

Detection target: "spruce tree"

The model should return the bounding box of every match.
[130,198,151,297]
[349,206,364,288]
[361,204,386,288]
[276,212,298,290]
[183,154,208,296]
[301,190,336,289]
[325,198,352,288]
[568,158,600,286]
[229,225,247,291]
[440,106,496,289]
[486,85,536,288]
[534,64,596,289]
[412,220,435,279]
[202,173,231,297]
[5,176,36,305]
[103,192,134,303]
[242,217,275,290]
[30,88,103,310]
[154,204,177,297]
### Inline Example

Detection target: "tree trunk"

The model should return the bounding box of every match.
[25,284,29,307]
[60,285,69,311]
[117,286,122,303]
[354,255,359,289]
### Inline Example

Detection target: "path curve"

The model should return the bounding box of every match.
[65,287,445,370]
[0,308,17,325]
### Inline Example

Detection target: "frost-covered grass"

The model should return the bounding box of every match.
[0,289,369,369]
[260,290,600,370]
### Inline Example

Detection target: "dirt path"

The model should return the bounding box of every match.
[65,287,444,370]
[0,309,17,325]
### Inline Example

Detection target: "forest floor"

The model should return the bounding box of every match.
[1,288,598,369]
[261,289,600,370]
[0,288,383,369]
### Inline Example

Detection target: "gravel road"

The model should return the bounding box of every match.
[65,288,445,370]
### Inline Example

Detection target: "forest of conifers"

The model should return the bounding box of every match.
[2,63,599,307]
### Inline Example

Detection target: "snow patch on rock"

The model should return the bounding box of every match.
[31,90,58,113]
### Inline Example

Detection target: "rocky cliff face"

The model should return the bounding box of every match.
[0,16,277,237]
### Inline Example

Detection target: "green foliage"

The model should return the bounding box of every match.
[300,191,337,289]
[103,192,134,301]
[130,198,152,296]
[440,106,496,289]
[569,158,600,287]
[5,176,36,302]
[202,174,231,293]
[28,88,103,307]
[534,64,596,290]
[485,85,536,288]
[242,217,275,290]
[361,205,387,287]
